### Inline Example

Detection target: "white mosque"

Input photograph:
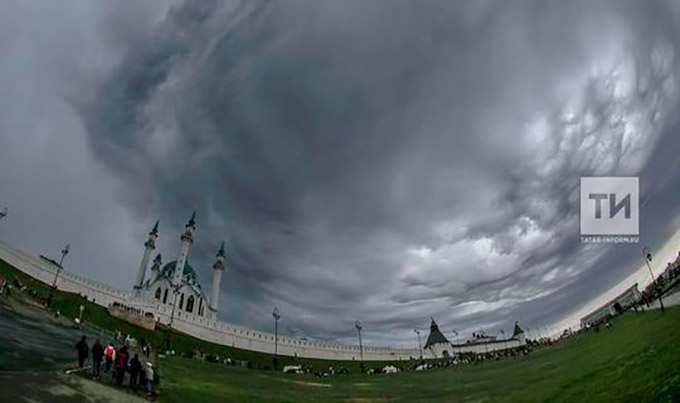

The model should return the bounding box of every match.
[131,212,225,322]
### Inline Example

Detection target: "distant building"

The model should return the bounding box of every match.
[580,283,641,328]
[424,319,452,357]
[424,318,526,358]
[661,251,680,282]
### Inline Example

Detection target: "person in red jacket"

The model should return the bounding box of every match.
[104,343,116,373]
[115,346,129,386]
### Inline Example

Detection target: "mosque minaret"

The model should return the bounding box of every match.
[173,212,197,286]
[134,220,159,294]
[210,241,226,313]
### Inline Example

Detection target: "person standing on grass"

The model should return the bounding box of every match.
[144,362,155,397]
[129,353,142,391]
[91,339,104,379]
[104,343,116,373]
[138,363,147,391]
[115,346,129,386]
[75,336,89,368]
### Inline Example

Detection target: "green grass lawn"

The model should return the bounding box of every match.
[4,257,680,402]
[160,307,680,403]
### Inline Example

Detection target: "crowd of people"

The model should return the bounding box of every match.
[368,346,534,374]
[296,345,535,377]
[74,334,157,398]
[184,343,534,378]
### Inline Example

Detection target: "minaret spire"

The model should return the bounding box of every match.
[172,212,197,285]
[134,220,159,293]
[210,240,226,316]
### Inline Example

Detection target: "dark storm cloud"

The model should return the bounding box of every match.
[0,1,176,288]
[3,0,679,345]
[79,0,680,344]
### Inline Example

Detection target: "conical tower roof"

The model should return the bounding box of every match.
[512,321,524,337]
[424,318,450,349]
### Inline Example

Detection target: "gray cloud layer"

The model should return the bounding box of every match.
[2,0,680,345]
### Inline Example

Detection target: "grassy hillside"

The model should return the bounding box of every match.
[159,307,680,402]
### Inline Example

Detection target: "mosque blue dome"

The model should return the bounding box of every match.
[161,260,198,280]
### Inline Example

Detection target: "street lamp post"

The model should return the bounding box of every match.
[643,247,665,312]
[273,307,281,357]
[414,329,423,359]
[168,283,183,328]
[451,330,459,356]
[78,304,85,328]
[355,320,364,363]
[47,244,69,307]
[58,244,70,267]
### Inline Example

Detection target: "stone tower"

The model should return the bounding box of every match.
[210,241,226,314]
[424,318,451,358]
[173,212,197,285]
[512,321,526,344]
[134,220,159,292]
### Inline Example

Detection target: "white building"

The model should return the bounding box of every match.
[424,319,527,358]
[579,283,642,328]
[131,213,223,322]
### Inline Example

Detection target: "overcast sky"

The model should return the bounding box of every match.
[1,0,679,347]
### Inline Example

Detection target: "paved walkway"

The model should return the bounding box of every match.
[0,294,154,401]
[81,342,158,399]
[0,371,145,403]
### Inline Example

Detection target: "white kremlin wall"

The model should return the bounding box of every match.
[0,240,129,308]
[0,240,523,361]
[427,338,525,359]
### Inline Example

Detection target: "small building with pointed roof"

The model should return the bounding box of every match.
[424,318,452,357]
[425,318,527,358]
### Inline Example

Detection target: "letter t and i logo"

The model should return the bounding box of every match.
[580,177,639,237]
